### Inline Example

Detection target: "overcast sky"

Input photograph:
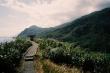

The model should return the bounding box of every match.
[0,0,110,37]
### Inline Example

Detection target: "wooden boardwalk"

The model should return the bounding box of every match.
[22,41,38,73]
[24,41,38,57]
[22,61,35,73]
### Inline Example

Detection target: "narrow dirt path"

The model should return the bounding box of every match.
[21,41,38,73]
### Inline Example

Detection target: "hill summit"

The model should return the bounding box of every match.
[18,25,46,37]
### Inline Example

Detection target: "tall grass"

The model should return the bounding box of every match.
[42,59,81,73]
[35,49,81,73]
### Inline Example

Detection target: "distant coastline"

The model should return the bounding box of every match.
[0,37,14,43]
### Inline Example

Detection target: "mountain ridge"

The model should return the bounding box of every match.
[18,7,110,52]
[44,7,110,52]
[18,25,46,37]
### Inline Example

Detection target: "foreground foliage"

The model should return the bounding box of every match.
[35,49,81,73]
[42,59,81,73]
[0,38,32,73]
[36,38,110,73]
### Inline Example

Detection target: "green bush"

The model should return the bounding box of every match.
[0,38,32,73]
[36,39,110,73]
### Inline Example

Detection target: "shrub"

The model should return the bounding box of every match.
[0,38,32,73]
[36,39,110,73]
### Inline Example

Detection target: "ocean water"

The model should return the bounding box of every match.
[0,37,14,43]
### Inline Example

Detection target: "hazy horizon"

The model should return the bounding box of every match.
[0,0,110,37]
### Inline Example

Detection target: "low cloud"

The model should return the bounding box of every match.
[0,0,110,36]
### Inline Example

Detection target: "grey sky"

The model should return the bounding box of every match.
[0,0,110,37]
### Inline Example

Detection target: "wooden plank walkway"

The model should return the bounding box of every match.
[21,41,38,73]
[25,41,38,57]
[22,61,35,73]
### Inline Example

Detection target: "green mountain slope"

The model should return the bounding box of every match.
[45,8,110,52]
[18,8,110,52]
[18,25,46,37]
[18,22,70,38]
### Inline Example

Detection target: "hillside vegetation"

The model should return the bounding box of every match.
[0,38,32,73]
[35,39,110,73]
[44,8,110,52]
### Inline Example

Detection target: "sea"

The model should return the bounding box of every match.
[0,37,14,43]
